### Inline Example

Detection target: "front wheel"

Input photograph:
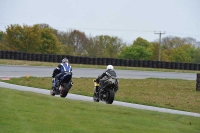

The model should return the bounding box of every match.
[50,90,55,96]
[60,83,69,98]
[105,89,115,104]
[93,91,99,102]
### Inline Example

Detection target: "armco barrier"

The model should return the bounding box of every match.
[1,50,200,71]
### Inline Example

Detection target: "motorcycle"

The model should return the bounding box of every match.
[50,72,73,98]
[93,76,118,104]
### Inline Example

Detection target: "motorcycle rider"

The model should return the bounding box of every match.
[52,58,73,90]
[95,65,119,94]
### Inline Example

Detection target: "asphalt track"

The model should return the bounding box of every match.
[0,65,197,80]
[0,65,200,117]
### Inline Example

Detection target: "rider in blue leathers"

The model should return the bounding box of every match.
[52,58,73,90]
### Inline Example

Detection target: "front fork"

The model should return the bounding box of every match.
[94,80,99,96]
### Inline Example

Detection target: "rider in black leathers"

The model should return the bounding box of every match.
[52,58,73,90]
[95,65,119,93]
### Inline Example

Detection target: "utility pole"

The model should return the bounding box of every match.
[154,31,165,61]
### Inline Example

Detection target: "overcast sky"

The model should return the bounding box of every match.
[0,0,200,44]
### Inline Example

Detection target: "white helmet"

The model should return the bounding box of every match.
[107,65,114,70]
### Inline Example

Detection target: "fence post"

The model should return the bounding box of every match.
[196,73,200,91]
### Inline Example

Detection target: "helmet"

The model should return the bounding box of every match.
[107,65,114,70]
[62,58,68,63]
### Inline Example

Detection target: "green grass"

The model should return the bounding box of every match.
[0,59,199,73]
[2,76,200,114]
[0,88,200,133]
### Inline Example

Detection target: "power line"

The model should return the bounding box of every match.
[154,31,165,61]
[55,27,155,32]
[0,22,199,37]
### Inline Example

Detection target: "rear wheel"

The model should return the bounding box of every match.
[60,83,69,98]
[105,89,115,104]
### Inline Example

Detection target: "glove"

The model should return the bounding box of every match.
[96,78,100,83]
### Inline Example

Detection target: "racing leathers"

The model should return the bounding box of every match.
[52,62,72,89]
[95,69,119,93]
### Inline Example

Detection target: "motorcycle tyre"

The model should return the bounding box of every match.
[105,89,115,104]
[60,83,69,98]
[50,90,55,96]
[93,91,99,102]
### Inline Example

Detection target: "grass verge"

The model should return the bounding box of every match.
[1,76,200,113]
[0,88,200,133]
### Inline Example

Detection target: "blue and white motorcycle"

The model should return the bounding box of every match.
[50,72,73,98]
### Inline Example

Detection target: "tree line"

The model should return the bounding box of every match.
[0,23,200,63]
